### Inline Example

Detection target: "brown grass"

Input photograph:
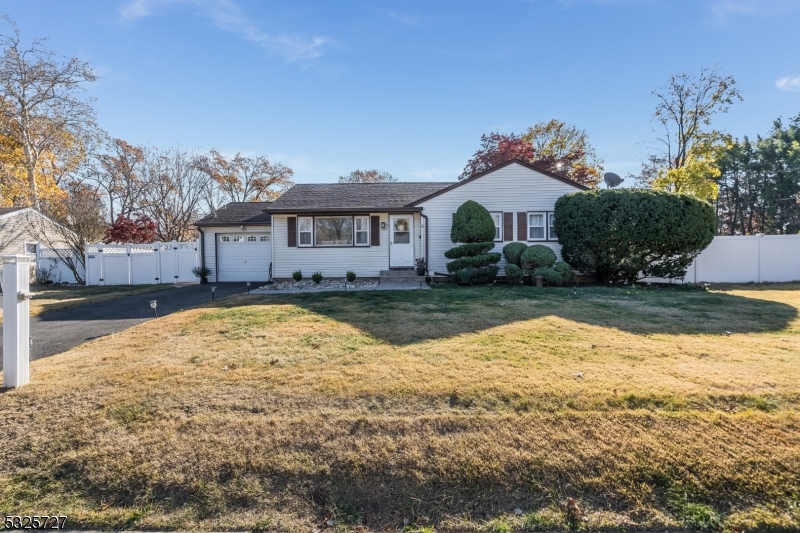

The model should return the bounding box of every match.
[0,283,173,321]
[1,284,799,532]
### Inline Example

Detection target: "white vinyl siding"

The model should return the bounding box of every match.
[273,213,396,279]
[416,162,580,276]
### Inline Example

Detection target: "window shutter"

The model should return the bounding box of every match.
[517,212,527,241]
[370,215,380,246]
[503,212,513,241]
[287,216,297,247]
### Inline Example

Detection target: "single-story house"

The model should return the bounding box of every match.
[193,159,589,282]
[0,206,80,285]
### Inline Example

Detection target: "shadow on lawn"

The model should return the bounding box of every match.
[234,285,798,345]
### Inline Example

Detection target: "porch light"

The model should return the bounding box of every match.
[149,300,158,318]
[380,221,387,230]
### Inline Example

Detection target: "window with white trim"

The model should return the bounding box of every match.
[548,212,556,240]
[490,212,502,241]
[315,216,354,246]
[298,217,313,246]
[260,235,269,242]
[220,236,230,242]
[233,235,243,242]
[528,212,546,240]
[24,242,37,255]
[247,235,256,242]
[354,216,369,246]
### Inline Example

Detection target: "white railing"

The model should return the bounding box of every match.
[84,240,199,286]
[646,234,800,284]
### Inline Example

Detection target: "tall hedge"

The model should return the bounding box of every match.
[446,200,501,284]
[553,189,715,283]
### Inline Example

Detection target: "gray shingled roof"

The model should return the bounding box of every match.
[0,207,29,217]
[194,202,272,226]
[266,182,453,212]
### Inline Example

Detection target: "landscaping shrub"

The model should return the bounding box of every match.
[533,267,563,286]
[502,241,527,267]
[311,271,323,284]
[452,267,476,285]
[504,263,523,286]
[292,270,303,281]
[520,244,557,272]
[446,200,501,285]
[444,242,495,259]
[346,271,356,282]
[553,261,574,284]
[554,189,715,283]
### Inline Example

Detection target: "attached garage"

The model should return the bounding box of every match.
[217,232,272,282]
[194,201,275,283]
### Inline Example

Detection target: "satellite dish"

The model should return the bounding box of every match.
[604,172,624,188]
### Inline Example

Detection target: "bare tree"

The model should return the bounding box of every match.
[195,149,293,206]
[86,137,147,221]
[338,169,397,183]
[139,147,209,241]
[636,67,742,187]
[0,16,99,208]
[26,182,107,283]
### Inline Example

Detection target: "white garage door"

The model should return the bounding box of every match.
[217,233,271,282]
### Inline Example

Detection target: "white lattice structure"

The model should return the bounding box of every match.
[84,240,199,286]
[35,245,82,284]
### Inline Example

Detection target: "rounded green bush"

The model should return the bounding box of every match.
[292,270,302,281]
[533,267,563,286]
[444,242,495,259]
[505,263,523,286]
[520,245,557,272]
[472,265,499,285]
[502,242,527,267]
[553,261,573,284]
[452,267,476,285]
[346,270,356,282]
[554,189,715,282]
[450,200,496,243]
[446,253,502,273]
[311,271,323,284]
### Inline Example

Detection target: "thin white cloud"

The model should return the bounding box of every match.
[709,0,799,21]
[776,76,800,92]
[120,0,330,62]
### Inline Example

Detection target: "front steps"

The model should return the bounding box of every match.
[379,269,424,284]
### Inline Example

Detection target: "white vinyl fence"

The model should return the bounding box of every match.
[84,240,199,286]
[649,234,800,284]
[35,245,82,284]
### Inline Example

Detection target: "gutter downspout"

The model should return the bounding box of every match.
[198,227,206,278]
[421,213,429,275]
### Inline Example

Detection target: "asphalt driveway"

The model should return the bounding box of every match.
[0,282,256,369]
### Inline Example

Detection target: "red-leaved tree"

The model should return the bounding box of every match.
[103,214,157,244]
[459,133,534,180]
[460,122,604,187]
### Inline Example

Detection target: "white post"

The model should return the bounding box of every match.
[2,255,35,388]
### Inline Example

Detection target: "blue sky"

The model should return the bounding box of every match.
[6,0,800,183]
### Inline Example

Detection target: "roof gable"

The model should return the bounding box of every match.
[406,159,589,206]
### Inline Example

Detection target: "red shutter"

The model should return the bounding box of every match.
[370,216,380,246]
[503,212,513,241]
[287,216,297,247]
[517,212,527,241]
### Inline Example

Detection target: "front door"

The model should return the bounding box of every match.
[389,215,414,267]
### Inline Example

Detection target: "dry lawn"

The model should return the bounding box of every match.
[1,284,799,532]
[0,283,172,321]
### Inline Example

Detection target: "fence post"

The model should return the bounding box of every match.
[127,243,132,285]
[757,233,763,283]
[2,255,35,388]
